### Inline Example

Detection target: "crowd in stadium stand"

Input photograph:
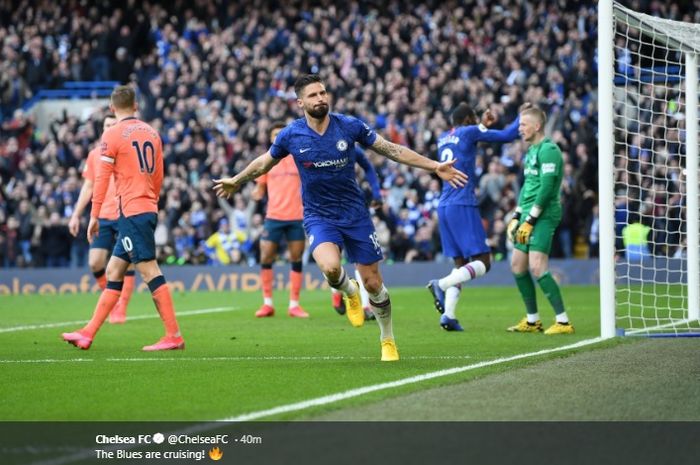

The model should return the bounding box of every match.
[611,2,698,261]
[3,0,684,268]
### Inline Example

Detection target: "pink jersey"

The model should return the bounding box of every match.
[92,117,163,218]
[256,156,303,221]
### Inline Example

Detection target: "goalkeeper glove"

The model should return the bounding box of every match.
[506,211,521,242]
[515,215,537,245]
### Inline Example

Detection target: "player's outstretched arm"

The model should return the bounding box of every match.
[213,151,280,199]
[370,135,468,188]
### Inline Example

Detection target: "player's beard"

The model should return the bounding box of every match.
[307,103,329,119]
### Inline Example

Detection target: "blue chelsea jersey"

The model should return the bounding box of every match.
[269,113,377,225]
[437,118,520,207]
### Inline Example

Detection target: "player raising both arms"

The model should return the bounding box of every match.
[214,74,468,361]
[426,103,524,331]
[62,85,184,351]
[69,114,135,324]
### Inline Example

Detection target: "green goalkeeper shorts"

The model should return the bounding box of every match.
[513,216,560,255]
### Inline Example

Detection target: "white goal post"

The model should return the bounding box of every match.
[599,0,700,337]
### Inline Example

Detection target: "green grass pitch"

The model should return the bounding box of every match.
[0,285,605,421]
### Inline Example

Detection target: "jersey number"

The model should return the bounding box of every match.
[440,148,454,162]
[132,141,156,174]
[121,236,133,252]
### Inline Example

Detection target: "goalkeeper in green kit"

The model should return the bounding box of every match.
[506,106,574,335]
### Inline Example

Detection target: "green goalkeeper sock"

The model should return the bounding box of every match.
[537,271,566,315]
[514,272,538,316]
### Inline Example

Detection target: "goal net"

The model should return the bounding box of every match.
[605,1,700,336]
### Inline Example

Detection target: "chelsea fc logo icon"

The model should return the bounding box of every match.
[336,139,348,151]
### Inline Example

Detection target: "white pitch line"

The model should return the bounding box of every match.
[0,358,94,363]
[0,355,472,364]
[105,355,471,362]
[25,337,603,465]
[220,337,604,421]
[0,306,238,334]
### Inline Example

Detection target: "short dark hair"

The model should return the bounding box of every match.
[294,74,323,97]
[451,103,476,127]
[99,114,116,136]
[270,121,286,134]
[111,85,136,110]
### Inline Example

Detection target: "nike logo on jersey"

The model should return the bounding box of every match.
[300,148,311,153]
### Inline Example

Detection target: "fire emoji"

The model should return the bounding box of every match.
[208,447,223,461]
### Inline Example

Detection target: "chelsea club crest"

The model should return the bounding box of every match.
[336,139,348,151]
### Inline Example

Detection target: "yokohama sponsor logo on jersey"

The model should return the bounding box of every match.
[302,157,349,169]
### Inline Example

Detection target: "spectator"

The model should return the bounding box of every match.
[622,213,652,262]
[204,218,245,265]
[557,162,577,258]
[588,205,600,258]
[406,223,436,262]
[39,211,72,267]
[0,66,31,121]
[1,214,21,267]
[15,199,34,265]
[5,0,689,268]
[488,217,508,261]
[479,160,506,225]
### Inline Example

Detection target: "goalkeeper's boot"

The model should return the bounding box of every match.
[544,321,575,335]
[440,314,464,332]
[331,292,346,315]
[255,304,275,318]
[343,279,365,327]
[426,280,445,314]
[62,330,93,350]
[506,317,543,333]
[364,307,376,321]
[380,337,399,362]
[142,335,185,351]
[288,306,309,318]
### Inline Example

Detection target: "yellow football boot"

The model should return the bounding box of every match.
[506,317,543,333]
[544,321,575,335]
[343,279,365,327]
[380,338,399,362]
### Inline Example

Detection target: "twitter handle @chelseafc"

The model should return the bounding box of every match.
[95,434,230,445]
